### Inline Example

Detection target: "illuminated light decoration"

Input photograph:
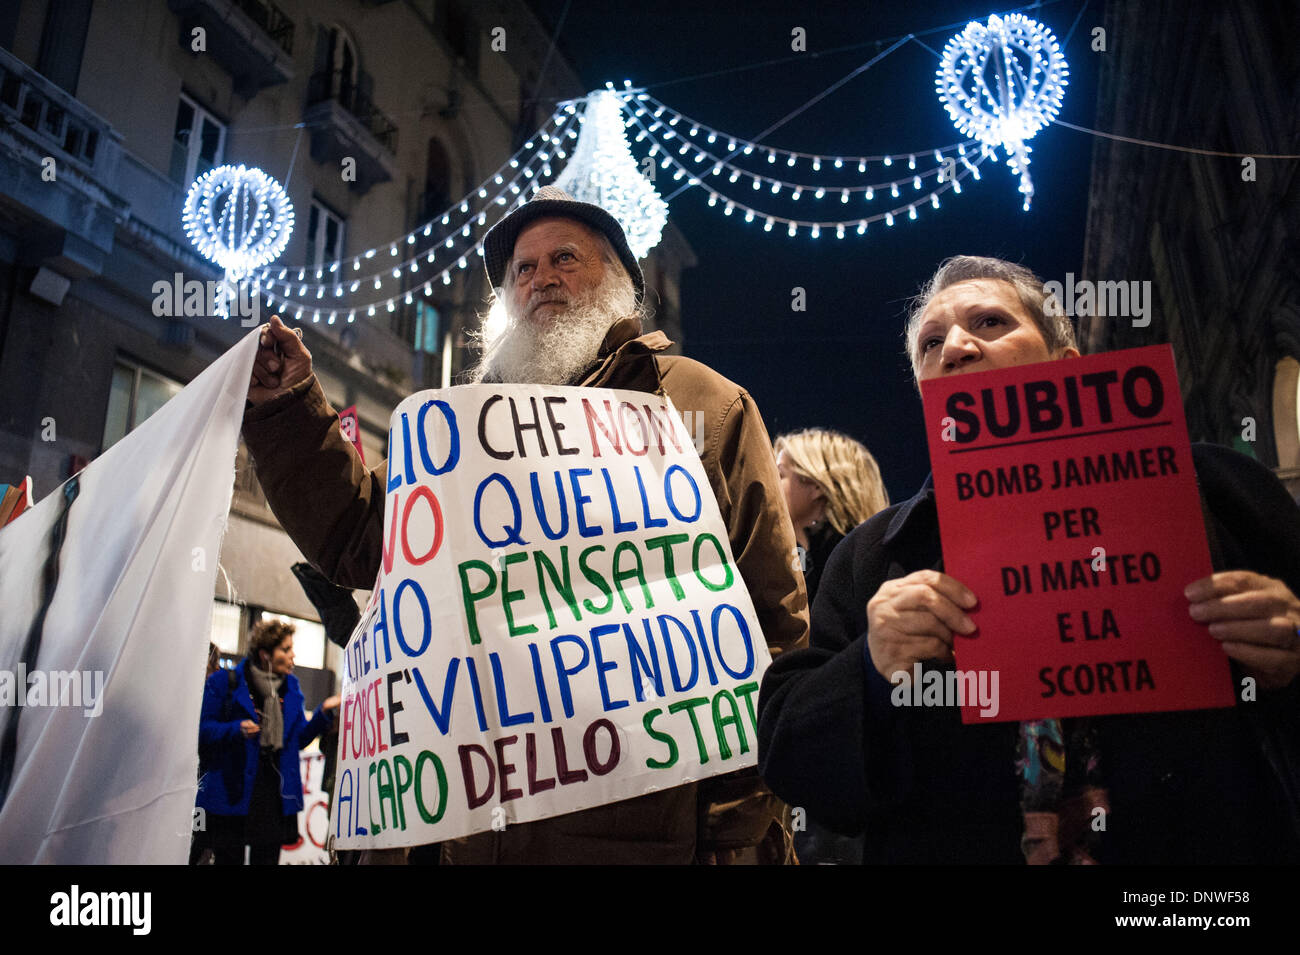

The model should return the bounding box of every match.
[618,98,992,246]
[936,13,1068,209]
[631,91,973,172]
[552,90,668,257]
[182,165,294,312]
[250,107,575,290]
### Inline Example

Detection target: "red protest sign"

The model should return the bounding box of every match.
[338,405,365,464]
[921,344,1235,723]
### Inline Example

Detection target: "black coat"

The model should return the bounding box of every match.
[758,444,1300,864]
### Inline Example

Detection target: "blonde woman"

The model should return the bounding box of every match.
[774,429,889,605]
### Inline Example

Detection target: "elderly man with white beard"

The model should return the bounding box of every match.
[240,186,809,864]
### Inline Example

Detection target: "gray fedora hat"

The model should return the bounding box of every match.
[483,185,645,303]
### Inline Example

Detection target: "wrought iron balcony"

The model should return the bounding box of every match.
[0,47,127,278]
[168,0,295,98]
[304,70,399,195]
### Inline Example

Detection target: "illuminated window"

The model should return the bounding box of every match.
[211,600,243,656]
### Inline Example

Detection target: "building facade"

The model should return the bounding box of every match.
[0,0,694,689]
[1078,0,1300,497]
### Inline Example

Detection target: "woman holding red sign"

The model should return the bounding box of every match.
[757,255,1300,865]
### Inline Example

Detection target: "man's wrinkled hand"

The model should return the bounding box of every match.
[248,315,312,405]
[866,569,979,682]
[1187,570,1300,690]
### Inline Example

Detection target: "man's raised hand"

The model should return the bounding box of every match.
[248,315,313,405]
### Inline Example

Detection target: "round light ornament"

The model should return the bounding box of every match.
[183,164,295,283]
[936,13,1068,210]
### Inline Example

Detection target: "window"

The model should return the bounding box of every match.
[170,93,226,187]
[307,199,345,271]
[211,601,243,656]
[102,359,184,452]
[436,0,479,74]
[320,24,359,107]
[414,300,440,354]
[422,137,453,221]
[36,0,93,94]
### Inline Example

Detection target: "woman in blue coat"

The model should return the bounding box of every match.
[196,619,338,865]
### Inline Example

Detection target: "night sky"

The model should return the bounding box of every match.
[526,0,1099,501]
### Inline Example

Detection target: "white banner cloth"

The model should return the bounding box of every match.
[0,330,257,862]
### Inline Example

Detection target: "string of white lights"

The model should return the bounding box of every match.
[252,108,575,285]
[258,118,571,297]
[632,107,978,201]
[257,174,552,324]
[630,89,977,170]
[624,105,991,235]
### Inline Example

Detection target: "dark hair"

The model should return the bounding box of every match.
[248,619,295,666]
[904,255,1078,376]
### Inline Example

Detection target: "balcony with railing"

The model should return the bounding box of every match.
[0,46,127,278]
[167,0,295,98]
[304,70,399,195]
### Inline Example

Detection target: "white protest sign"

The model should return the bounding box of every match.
[280,751,329,864]
[332,384,769,848]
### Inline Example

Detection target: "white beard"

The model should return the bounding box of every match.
[474,272,637,385]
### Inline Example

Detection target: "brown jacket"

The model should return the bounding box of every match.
[242,319,809,863]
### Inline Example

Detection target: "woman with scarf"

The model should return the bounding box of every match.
[196,619,338,865]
